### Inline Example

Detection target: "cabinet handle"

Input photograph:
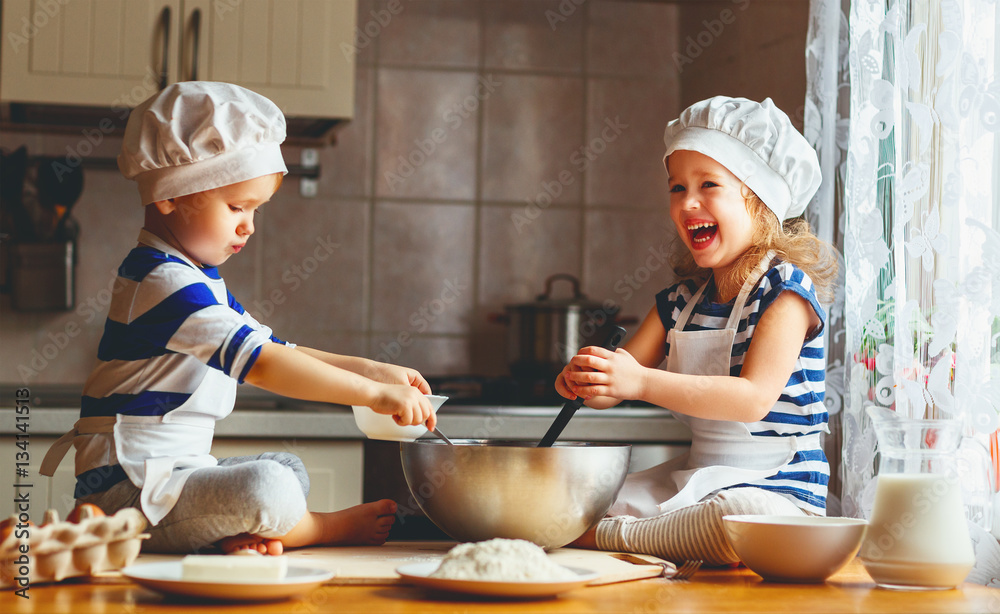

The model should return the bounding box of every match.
[189,8,202,81]
[158,6,171,90]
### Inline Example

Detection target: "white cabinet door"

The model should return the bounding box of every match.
[1,0,181,108]
[181,0,356,118]
[0,436,79,522]
[1,0,356,118]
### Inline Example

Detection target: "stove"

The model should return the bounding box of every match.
[424,374,570,407]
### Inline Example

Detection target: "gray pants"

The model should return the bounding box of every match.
[80,452,310,554]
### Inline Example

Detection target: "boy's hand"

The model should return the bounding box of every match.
[370,384,437,430]
[366,362,432,394]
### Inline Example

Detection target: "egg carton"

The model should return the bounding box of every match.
[0,507,149,589]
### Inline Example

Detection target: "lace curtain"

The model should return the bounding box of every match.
[806,0,1000,529]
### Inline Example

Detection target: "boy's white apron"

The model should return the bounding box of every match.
[609,252,814,518]
[40,356,236,526]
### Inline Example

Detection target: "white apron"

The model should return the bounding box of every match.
[609,252,812,518]
[40,368,235,525]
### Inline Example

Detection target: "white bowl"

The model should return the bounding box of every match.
[351,394,448,442]
[722,515,868,583]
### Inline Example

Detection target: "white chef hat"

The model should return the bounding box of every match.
[662,96,821,221]
[118,81,288,205]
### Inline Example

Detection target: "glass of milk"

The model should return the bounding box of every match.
[859,406,976,590]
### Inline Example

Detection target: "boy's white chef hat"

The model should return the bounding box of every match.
[118,81,287,205]
[663,96,821,221]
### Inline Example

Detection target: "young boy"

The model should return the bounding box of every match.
[40,82,437,555]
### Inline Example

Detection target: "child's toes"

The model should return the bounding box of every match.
[373,499,397,517]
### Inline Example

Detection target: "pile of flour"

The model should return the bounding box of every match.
[430,538,578,582]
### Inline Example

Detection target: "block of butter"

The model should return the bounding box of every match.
[181,554,289,582]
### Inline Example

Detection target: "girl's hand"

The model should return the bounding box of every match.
[369,384,437,430]
[554,362,584,400]
[366,361,432,394]
[563,347,648,402]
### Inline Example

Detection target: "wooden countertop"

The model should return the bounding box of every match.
[3,558,996,613]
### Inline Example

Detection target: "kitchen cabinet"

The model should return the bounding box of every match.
[1,0,356,119]
[0,435,363,522]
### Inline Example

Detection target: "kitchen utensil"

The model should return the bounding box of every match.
[537,325,627,447]
[36,157,84,241]
[430,426,454,445]
[489,274,636,379]
[723,515,867,583]
[399,440,630,549]
[664,560,702,581]
[858,406,976,589]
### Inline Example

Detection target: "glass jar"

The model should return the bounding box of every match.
[859,406,976,589]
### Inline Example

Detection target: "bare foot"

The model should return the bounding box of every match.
[568,527,598,550]
[218,533,284,555]
[278,500,397,549]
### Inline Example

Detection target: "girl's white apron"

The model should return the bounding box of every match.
[609,253,811,518]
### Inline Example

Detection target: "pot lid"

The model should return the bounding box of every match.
[506,274,606,310]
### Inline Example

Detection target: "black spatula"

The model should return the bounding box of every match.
[537,325,627,447]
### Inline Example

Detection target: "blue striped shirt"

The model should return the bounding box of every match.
[655,261,830,514]
[80,230,287,421]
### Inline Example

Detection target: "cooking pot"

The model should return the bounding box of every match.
[489,274,635,379]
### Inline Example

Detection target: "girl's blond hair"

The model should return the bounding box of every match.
[672,188,839,303]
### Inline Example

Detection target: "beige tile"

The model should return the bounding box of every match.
[14,316,103,385]
[587,2,679,78]
[376,0,480,68]
[584,78,678,208]
[354,0,377,66]
[374,69,481,200]
[259,196,368,336]
[677,1,808,123]
[583,208,681,336]
[477,205,581,308]
[316,66,373,198]
[371,202,475,334]
[483,1,583,72]
[368,333,472,377]
[480,74,584,205]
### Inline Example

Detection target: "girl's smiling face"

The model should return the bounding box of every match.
[667,150,755,280]
[153,174,280,267]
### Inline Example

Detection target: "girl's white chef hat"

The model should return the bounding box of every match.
[118,81,288,205]
[662,96,821,221]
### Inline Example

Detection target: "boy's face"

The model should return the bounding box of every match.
[154,174,280,267]
[666,150,754,279]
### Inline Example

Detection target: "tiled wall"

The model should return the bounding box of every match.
[1,0,809,385]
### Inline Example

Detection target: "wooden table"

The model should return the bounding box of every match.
[3,559,997,613]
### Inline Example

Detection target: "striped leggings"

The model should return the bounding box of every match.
[595,487,807,566]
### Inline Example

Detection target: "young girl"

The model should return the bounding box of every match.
[557,96,837,566]
[40,82,438,556]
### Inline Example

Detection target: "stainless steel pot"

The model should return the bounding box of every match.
[490,274,635,379]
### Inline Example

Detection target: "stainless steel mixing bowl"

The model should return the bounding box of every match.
[399,439,631,549]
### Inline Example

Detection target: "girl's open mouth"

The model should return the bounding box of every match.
[687,222,718,246]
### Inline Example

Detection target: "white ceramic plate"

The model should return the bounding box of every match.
[122,561,335,602]
[395,562,599,599]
